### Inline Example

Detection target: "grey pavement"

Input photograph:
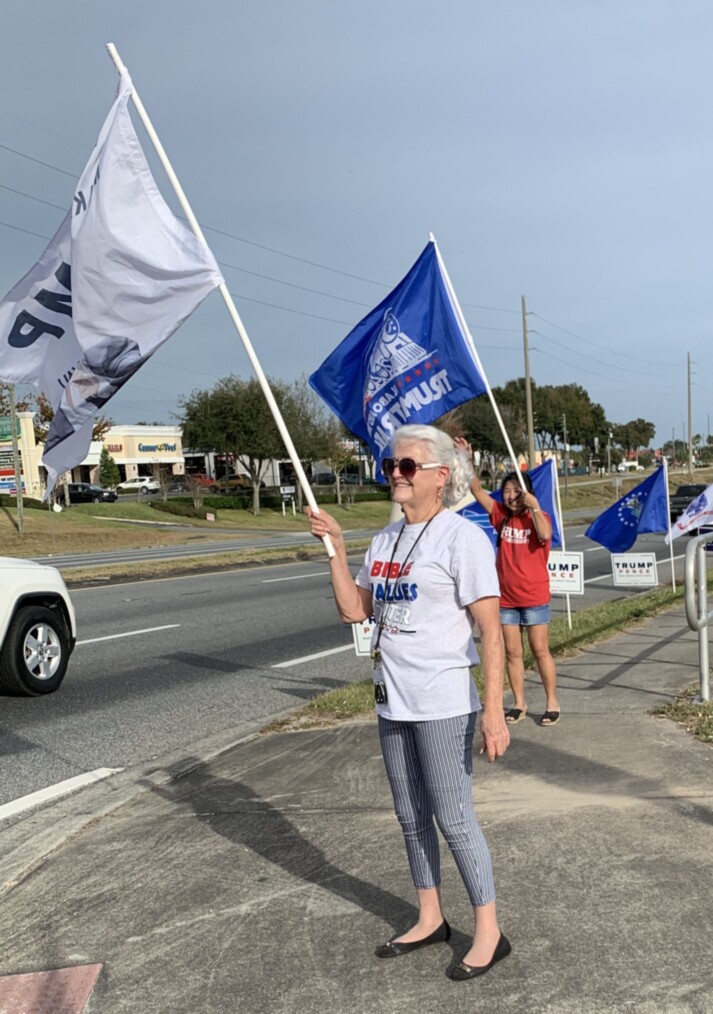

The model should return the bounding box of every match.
[1,606,712,1013]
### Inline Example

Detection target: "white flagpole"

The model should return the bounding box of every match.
[663,456,675,591]
[431,235,527,490]
[105,44,334,557]
[551,457,572,629]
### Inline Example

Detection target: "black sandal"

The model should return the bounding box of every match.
[504,707,526,724]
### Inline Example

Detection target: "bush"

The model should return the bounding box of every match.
[0,494,46,510]
[149,500,215,520]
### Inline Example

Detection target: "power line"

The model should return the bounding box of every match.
[0,183,66,212]
[532,347,669,388]
[531,328,670,379]
[0,142,77,178]
[0,219,53,241]
[531,311,678,367]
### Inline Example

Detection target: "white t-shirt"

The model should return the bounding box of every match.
[356,509,499,721]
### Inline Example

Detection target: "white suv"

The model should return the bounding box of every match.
[115,476,160,494]
[0,557,77,695]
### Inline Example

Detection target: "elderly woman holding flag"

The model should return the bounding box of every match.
[307,424,511,982]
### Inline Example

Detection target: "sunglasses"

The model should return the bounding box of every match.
[381,457,443,480]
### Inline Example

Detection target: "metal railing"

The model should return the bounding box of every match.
[683,532,713,702]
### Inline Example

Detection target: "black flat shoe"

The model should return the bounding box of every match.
[375,919,451,958]
[448,932,511,980]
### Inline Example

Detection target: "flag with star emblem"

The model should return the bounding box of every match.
[309,238,488,474]
[585,467,668,553]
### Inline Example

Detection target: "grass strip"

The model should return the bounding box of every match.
[652,682,713,743]
[63,539,374,586]
[263,580,711,740]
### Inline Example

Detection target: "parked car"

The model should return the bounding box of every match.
[184,472,217,489]
[312,472,337,485]
[66,482,118,504]
[215,474,265,493]
[0,556,76,695]
[669,483,708,523]
[341,474,381,485]
[115,476,161,494]
[616,462,645,473]
[167,478,189,493]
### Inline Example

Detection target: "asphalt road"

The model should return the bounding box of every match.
[0,559,368,810]
[1,524,697,816]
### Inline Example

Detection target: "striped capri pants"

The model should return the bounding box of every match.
[378,711,495,907]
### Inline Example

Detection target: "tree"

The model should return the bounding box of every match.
[454,389,527,477]
[277,378,341,509]
[0,382,32,416]
[314,417,356,506]
[533,383,608,451]
[98,446,121,488]
[448,378,611,476]
[31,391,113,444]
[611,418,656,456]
[180,375,292,514]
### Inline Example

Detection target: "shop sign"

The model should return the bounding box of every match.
[0,416,21,441]
[106,443,123,453]
[138,442,177,453]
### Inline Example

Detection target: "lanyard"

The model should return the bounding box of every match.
[372,512,439,663]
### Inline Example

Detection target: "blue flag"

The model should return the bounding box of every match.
[585,467,668,553]
[457,458,563,550]
[309,239,488,470]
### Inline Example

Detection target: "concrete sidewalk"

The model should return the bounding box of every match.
[1,606,712,1013]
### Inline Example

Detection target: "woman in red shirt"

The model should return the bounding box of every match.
[465,460,560,726]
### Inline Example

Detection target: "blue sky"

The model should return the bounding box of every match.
[2,0,712,448]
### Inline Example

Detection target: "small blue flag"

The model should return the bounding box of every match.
[457,458,563,550]
[309,239,488,472]
[585,467,668,553]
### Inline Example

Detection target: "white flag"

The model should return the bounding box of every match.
[0,70,223,493]
[0,212,80,406]
[665,482,713,543]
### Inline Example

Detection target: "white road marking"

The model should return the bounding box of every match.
[77,624,181,645]
[263,572,330,584]
[272,644,353,668]
[0,768,123,822]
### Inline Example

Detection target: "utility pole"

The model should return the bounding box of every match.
[562,412,569,496]
[9,384,24,534]
[522,295,536,469]
[607,430,612,474]
[687,352,693,476]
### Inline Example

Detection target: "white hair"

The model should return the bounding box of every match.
[392,424,473,506]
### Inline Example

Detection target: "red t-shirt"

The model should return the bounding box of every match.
[490,501,551,608]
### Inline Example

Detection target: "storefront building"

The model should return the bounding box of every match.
[2,418,185,495]
[91,425,185,482]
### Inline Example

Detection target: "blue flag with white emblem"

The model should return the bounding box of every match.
[584,467,668,553]
[458,458,563,550]
[309,239,488,470]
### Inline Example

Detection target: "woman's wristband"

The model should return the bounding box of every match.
[531,507,540,513]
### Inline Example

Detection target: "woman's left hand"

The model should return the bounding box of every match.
[480,707,510,762]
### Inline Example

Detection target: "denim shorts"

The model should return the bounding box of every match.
[500,604,551,626]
